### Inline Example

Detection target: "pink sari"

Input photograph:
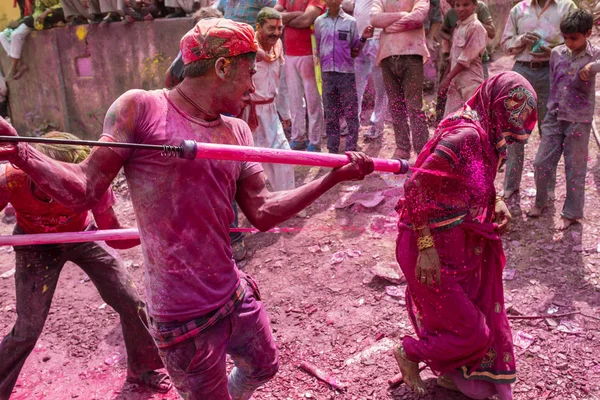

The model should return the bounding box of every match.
[396,72,538,399]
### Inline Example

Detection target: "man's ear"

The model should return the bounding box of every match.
[585,30,592,39]
[214,57,232,80]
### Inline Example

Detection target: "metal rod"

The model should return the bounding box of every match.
[0,136,169,151]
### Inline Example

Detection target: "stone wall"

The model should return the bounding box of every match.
[1,18,193,139]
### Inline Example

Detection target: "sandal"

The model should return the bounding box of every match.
[127,371,172,393]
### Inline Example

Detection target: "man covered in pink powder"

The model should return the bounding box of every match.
[0,18,374,399]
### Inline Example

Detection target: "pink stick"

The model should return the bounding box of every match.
[0,227,301,247]
[193,142,409,174]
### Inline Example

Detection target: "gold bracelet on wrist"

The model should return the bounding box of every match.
[417,235,435,251]
[495,195,505,204]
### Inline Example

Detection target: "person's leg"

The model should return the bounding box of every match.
[69,241,166,382]
[504,63,533,197]
[157,319,231,399]
[341,73,360,151]
[227,276,279,400]
[532,113,563,214]
[276,67,291,121]
[561,122,592,222]
[323,73,341,154]
[382,57,411,158]
[229,201,245,262]
[482,60,489,80]
[353,44,372,124]
[370,47,388,135]
[402,56,429,155]
[7,24,31,79]
[61,0,93,20]
[532,66,555,197]
[298,55,324,148]
[256,104,295,191]
[285,56,308,146]
[0,245,64,399]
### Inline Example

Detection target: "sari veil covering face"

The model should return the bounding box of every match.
[396,72,537,398]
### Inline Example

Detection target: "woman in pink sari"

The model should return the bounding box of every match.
[394,72,537,399]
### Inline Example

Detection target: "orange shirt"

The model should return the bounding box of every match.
[0,164,116,234]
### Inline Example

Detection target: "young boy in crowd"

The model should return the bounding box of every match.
[435,0,494,122]
[529,9,600,230]
[438,0,488,117]
[0,131,171,397]
[314,0,374,154]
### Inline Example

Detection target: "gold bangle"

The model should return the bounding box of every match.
[417,235,435,251]
[495,195,505,204]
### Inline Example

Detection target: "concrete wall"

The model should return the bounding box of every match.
[1,18,194,139]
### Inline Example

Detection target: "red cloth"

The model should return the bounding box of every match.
[0,165,116,234]
[395,72,538,393]
[277,0,325,57]
[180,18,258,65]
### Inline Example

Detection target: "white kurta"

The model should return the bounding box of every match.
[243,39,295,191]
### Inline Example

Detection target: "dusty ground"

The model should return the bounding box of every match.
[1,39,600,400]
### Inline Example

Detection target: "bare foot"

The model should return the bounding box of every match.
[526,206,545,218]
[555,217,578,231]
[437,375,460,392]
[392,344,425,395]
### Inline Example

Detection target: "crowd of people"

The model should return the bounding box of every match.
[0,0,599,399]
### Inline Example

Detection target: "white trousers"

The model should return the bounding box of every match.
[276,67,291,121]
[284,55,324,145]
[354,39,388,133]
[0,24,31,60]
[244,102,295,191]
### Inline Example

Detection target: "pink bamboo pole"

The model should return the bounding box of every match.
[0,227,304,247]
[192,142,409,174]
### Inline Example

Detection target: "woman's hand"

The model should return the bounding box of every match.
[494,199,511,235]
[416,247,441,286]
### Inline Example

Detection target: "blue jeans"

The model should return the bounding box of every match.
[322,72,359,153]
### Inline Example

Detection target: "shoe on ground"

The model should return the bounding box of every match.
[307,144,321,152]
[290,140,309,150]
[232,241,247,262]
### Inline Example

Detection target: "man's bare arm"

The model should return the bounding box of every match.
[286,6,321,29]
[13,145,123,213]
[236,153,373,231]
[0,111,125,212]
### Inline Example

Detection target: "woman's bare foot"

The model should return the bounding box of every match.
[392,344,426,395]
[526,205,546,218]
[555,216,578,231]
[437,375,460,392]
